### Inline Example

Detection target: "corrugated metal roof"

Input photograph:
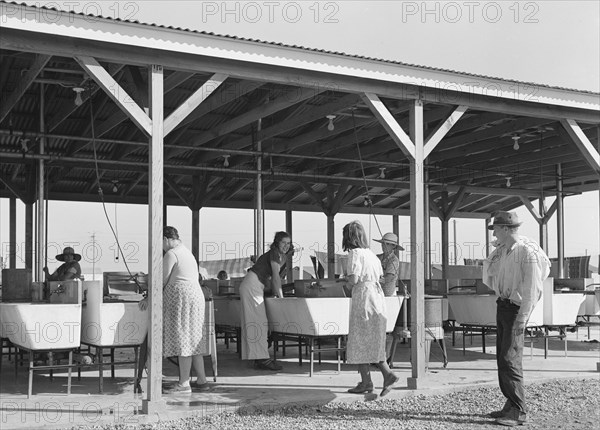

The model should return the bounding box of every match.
[3,1,598,96]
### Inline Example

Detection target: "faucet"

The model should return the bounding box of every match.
[50,284,65,296]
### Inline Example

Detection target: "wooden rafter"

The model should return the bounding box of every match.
[423,105,468,159]
[75,56,151,135]
[164,73,228,136]
[559,119,600,174]
[47,64,125,133]
[361,93,414,159]
[0,54,51,123]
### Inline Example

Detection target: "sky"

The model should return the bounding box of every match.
[1,1,599,277]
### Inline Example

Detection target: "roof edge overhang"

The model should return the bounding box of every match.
[1,3,599,119]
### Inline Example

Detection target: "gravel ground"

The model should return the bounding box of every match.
[74,378,599,430]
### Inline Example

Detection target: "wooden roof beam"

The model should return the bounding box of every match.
[361,93,414,159]
[519,196,543,223]
[0,54,51,123]
[424,105,468,159]
[164,73,228,136]
[173,85,317,160]
[75,56,151,135]
[164,174,192,207]
[203,93,361,164]
[47,63,125,133]
[92,68,192,139]
[0,171,28,201]
[300,183,327,213]
[121,172,146,197]
[4,26,599,122]
[126,65,149,109]
[429,117,555,160]
[559,119,600,175]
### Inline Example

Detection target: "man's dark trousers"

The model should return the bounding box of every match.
[496,298,526,413]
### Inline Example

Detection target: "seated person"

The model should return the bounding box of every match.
[217,270,229,281]
[44,246,82,281]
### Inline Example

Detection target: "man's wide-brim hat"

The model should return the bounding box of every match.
[487,211,522,230]
[373,232,405,251]
[56,246,81,262]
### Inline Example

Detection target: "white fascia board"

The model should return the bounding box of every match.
[2,4,599,112]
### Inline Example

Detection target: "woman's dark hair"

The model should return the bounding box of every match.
[270,231,291,251]
[342,221,369,251]
[164,226,179,240]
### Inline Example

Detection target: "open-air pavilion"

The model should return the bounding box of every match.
[0,1,599,415]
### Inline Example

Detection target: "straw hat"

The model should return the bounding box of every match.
[373,232,404,250]
[487,211,522,230]
[56,246,81,262]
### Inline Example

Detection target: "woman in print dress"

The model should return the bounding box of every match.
[343,221,399,397]
[140,226,208,394]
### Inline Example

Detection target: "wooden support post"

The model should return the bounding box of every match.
[441,191,449,278]
[36,82,45,282]
[285,210,294,282]
[143,64,166,414]
[423,172,431,279]
[539,198,548,254]
[25,203,33,269]
[326,214,335,278]
[556,164,565,278]
[392,214,400,259]
[408,99,426,389]
[192,208,200,265]
[441,218,449,279]
[254,119,263,260]
[9,197,16,268]
[485,219,490,257]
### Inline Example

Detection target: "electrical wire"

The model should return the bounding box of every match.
[351,110,383,239]
[88,94,143,290]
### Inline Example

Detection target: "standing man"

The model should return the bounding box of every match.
[483,211,550,427]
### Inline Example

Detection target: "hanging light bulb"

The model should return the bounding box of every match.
[223,155,230,167]
[73,87,85,106]
[112,181,118,193]
[505,176,512,188]
[378,167,386,179]
[512,135,520,151]
[326,115,336,131]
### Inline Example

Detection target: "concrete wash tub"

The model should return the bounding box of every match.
[265,296,403,375]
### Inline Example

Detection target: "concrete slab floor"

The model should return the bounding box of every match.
[1,326,598,429]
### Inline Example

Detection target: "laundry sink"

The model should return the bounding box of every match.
[0,303,82,350]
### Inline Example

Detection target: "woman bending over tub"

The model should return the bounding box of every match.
[342,220,399,397]
[240,231,292,371]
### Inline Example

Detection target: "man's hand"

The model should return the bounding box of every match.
[514,319,527,334]
[138,297,148,311]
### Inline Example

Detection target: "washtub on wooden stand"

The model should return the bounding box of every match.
[0,281,83,397]
[79,281,148,393]
[265,296,403,376]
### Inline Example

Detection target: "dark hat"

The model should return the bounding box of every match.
[488,211,522,230]
[56,246,81,262]
[373,232,405,251]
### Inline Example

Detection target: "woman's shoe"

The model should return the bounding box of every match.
[380,373,399,397]
[192,382,212,392]
[162,383,192,394]
[347,381,374,394]
[254,359,283,371]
